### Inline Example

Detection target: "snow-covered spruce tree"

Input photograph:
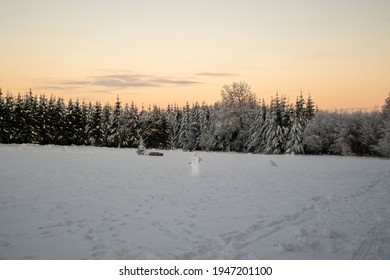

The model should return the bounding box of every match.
[88,102,104,146]
[0,90,11,143]
[108,96,122,147]
[285,96,306,154]
[45,96,56,144]
[285,114,303,154]
[5,93,20,143]
[264,94,287,154]
[170,104,183,149]
[376,93,390,157]
[101,104,112,146]
[178,103,191,150]
[36,95,48,144]
[55,97,68,145]
[16,92,27,143]
[29,92,41,143]
[188,103,201,150]
[329,113,354,156]
[71,99,86,146]
[0,91,6,142]
[347,112,375,156]
[6,94,17,143]
[16,91,38,143]
[79,101,91,145]
[139,105,170,149]
[305,93,315,121]
[246,99,267,153]
[209,102,225,150]
[128,102,141,148]
[143,105,162,148]
[199,103,215,151]
[303,112,334,154]
[118,102,139,148]
[64,99,76,145]
[117,102,129,148]
[215,81,257,152]
[156,107,171,149]
[361,111,383,156]
[165,104,175,149]
[376,120,390,157]
[382,92,390,120]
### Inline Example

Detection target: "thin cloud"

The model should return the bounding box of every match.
[60,73,200,89]
[60,80,91,86]
[196,72,238,77]
[38,85,82,91]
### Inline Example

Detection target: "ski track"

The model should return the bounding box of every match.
[353,225,386,260]
[0,144,389,259]
[352,170,390,260]
[173,169,390,259]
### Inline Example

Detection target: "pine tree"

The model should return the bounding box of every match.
[88,102,104,146]
[246,99,267,153]
[165,104,175,149]
[4,94,15,143]
[139,105,169,149]
[188,103,201,150]
[172,104,182,149]
[305,94,315,121]
[102,104,112,146]
[382,92,390,120]
[64,99,76,145]
[45,96,57,144]
[376,120,390,157]
[80,101,90,145]
[285,114,304,154]
[178,103,191,150]
[12,93,25,143]
[36,94,48,144]
[285,96,305,154]
[0,90,10,143]
[55,98,67,145]
[27,91,40,143]
[72,100,86,146]
[376,93,390,157]
[330,114,354,156]
[125,102,140,148]
[109,96,122,147]
[199,103,214,151]
[264,95,286,154]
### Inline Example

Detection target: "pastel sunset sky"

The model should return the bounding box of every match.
[1,0,389,109]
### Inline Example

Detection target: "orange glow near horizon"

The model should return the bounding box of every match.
[1,0,389,110]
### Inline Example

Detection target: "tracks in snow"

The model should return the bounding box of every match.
[353,225,386,260]
[167,170,390,259]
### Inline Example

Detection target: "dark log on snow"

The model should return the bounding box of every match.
[149,152,164,156]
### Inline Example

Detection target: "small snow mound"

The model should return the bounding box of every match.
[62,146,71,152]
[270,160,277,167]
[19,144,34,151]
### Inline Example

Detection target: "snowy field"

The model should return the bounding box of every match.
[0,144,389,260]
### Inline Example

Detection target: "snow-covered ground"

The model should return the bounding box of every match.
[0,144,389,260]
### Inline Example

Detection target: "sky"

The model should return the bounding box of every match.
[0,0,389,110]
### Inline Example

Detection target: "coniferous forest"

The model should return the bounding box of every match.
[0,82,389,157]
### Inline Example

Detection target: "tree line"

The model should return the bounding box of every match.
[0,83,389,157]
